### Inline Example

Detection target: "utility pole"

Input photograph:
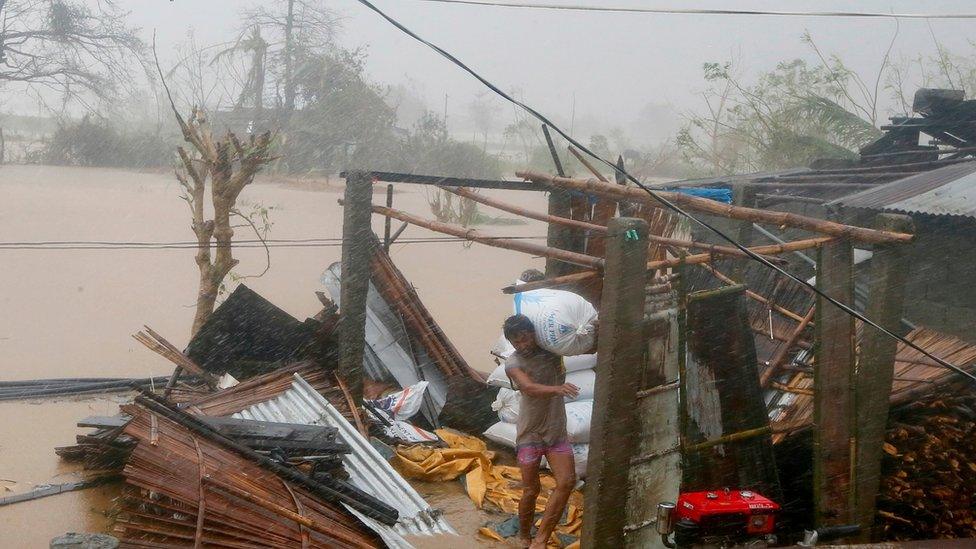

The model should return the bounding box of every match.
[813,238,856,529]
[338,171,373,402]
[853,214,914,541]
[582,217,649,548]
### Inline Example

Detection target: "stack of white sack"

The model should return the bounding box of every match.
[484,355,596,478]
[484,285,598,478]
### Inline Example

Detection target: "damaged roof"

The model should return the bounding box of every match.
[234,374,457,548]
[827,161,976,219]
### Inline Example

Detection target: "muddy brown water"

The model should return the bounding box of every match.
[0,164,547,547]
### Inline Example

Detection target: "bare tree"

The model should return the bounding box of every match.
[239,0,341,115]
[156,44,278,335]
[0,0,144,110]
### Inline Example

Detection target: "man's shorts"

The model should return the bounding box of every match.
[516,440,573,465]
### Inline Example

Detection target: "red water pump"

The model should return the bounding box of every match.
[656,489,780,548]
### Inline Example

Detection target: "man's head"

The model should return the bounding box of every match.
[503,314,537,354]
[519,269,545,283]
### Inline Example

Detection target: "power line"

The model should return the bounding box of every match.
[414,0,976,19]
[0,235,551,251]
[353,0,976,384]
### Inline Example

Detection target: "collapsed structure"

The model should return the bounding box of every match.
[39,88,975,547]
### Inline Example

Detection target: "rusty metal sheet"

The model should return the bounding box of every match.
[828,161,976,218]
[234,374,457,547]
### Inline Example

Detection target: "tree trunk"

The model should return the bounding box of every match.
[283,0,297,113]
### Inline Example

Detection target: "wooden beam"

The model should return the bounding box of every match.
[517,171,913,245]
[814,238,856,529]
[349,201,604,270]
[582,218,649,548]
[350,170,543,191]
[504,236,834,294]
[441,185,788,263]
[761,305,817,386]
[853,214,914,541]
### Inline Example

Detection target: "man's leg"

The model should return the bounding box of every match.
[518,451,543,548]
[531,445,576,549]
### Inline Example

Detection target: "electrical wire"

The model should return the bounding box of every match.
[414,0,976,19]
[353,0,976,384]
[0,235,551,250]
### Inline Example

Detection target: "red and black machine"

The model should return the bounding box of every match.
[656,489,780,548]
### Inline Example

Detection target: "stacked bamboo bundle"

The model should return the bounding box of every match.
[878,392,976,540]
[116,403,383,548]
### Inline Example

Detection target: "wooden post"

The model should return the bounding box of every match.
[338,171,373,402]
[582,217,648,548]
[853,214,914,540]
[383,183,393,252]
[730,184,756,279]
[625,283,680,547]
[814,238,856,528]
[543,125,575,277]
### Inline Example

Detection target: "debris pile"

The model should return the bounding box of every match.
[47,239,498,547]
[878,391,976,540]
[116,396,389,547]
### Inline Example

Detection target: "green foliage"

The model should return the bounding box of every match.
[40,116,177,168]
[680,56,883,175]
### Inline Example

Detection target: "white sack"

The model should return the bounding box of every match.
[489,392,591,443]
[483,421,518,449]
[564,400,592,443]
[514,289,598,356]
[491,333,516,361]
[565,370,595,402]
[486,363,513,390]
[491,387,521,424]
[542,443,589,479]
[488,366,596,401]
[564,353,597,373]
[366,381,429,421]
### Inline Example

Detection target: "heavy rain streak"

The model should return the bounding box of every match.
[1,1,976,548]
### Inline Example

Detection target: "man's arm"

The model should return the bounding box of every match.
[507,367,579,398]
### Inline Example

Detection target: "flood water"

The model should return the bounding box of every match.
[0,164,546,546]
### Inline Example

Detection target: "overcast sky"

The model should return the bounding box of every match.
[106,1,976,142]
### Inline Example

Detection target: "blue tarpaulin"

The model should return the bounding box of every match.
[668,187,733,203]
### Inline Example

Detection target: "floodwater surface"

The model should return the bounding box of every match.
[0,164,547,546]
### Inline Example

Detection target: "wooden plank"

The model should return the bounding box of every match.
[77,415,131,429]
[0,475,121,507]
[814,238,856,528]
[198,416,338,442]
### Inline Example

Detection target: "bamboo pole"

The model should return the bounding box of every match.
[761,305,817,386]
[517,171,913,245]
[504,236,834,294]
[441,185,785,263]
[342,200,605,270]
[566,146,618,259]
[695,263,812,325]
[203,476,335,536]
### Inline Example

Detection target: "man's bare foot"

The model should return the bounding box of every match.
[528,538,547,549]
[517,536,532,548]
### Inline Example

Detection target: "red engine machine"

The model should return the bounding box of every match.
[657,489,780,548]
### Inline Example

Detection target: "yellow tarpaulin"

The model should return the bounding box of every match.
[393,429,583,546]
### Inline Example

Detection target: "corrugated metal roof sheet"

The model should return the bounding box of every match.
[827,161,976,218]
[233,374,457,549]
